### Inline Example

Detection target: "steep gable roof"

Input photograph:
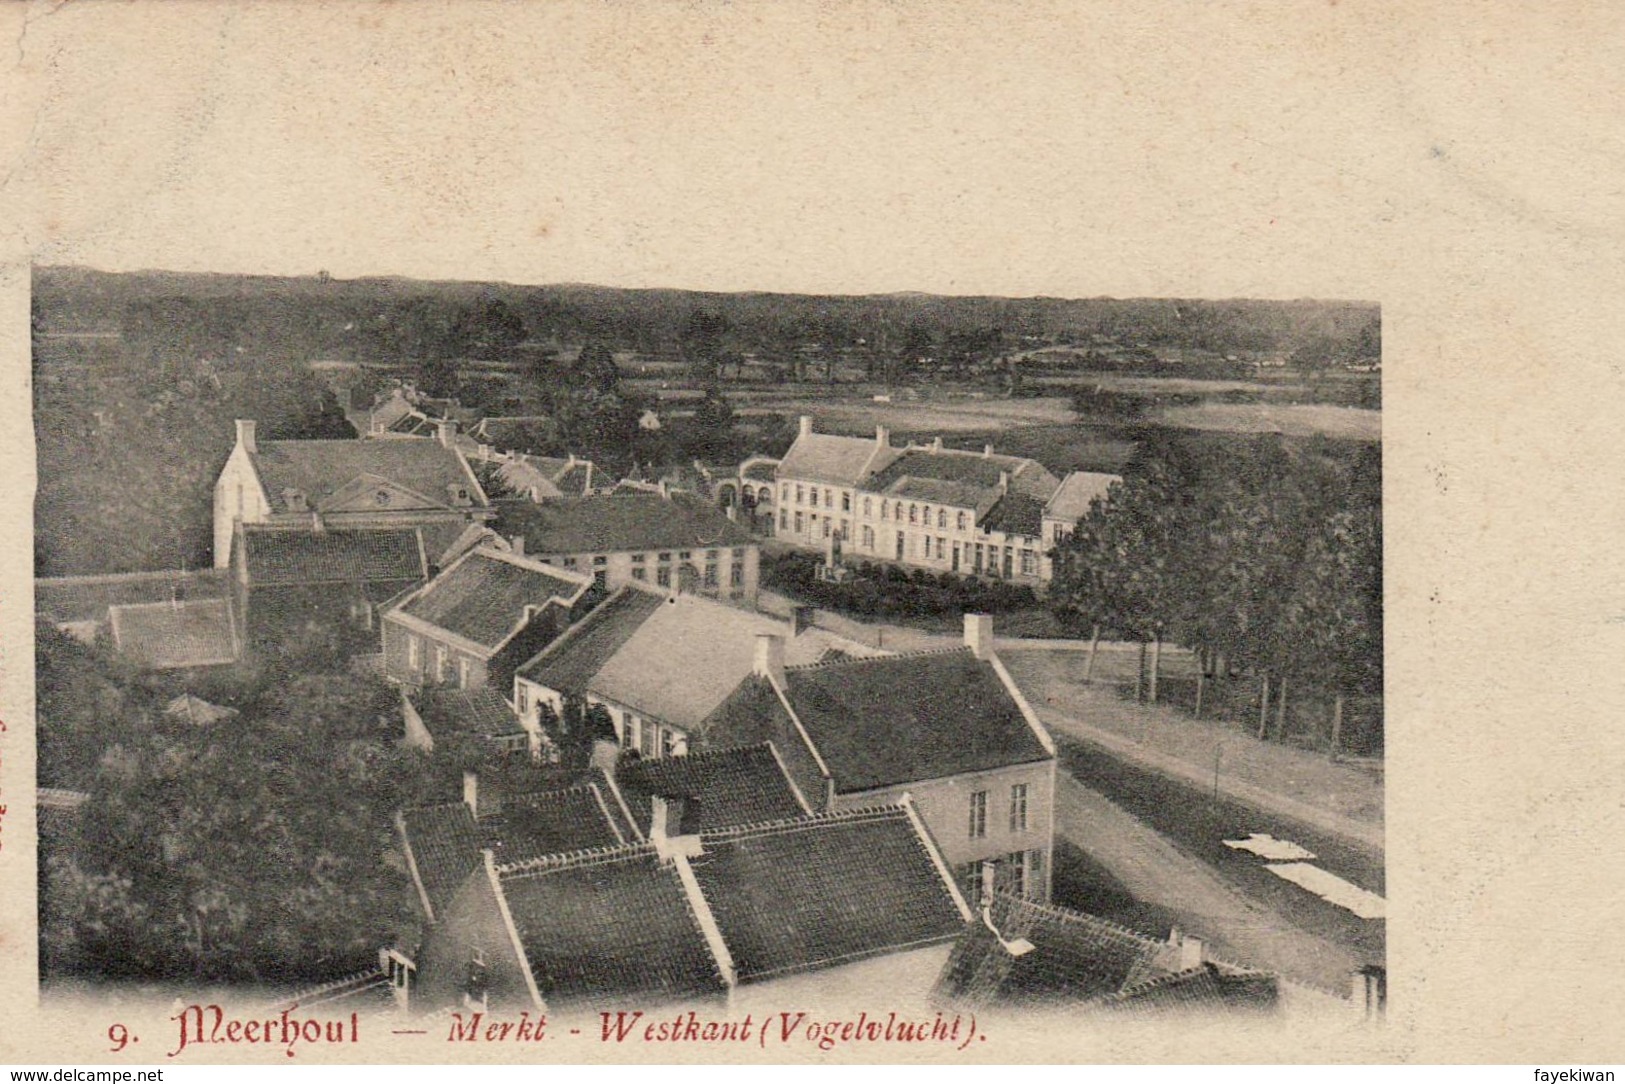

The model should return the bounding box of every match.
[584,594,789,732]
[398,781,628,921]
[778,431,899,487]
[690,805,968,983]
[516,586,667,695]
[239,525,427,586]
[497,492,753,555]
[779,648,1052,793]
[615,743,808,834]
[497,847,728,1009]
[36,570,230,626]
[1096,962,1279,1016]
[867,448,1061,503]
[979,490,1048,539]
[250,437,486,514]
[394,547,589,652]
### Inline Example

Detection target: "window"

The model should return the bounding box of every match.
[704,563,718,587]
[824,490,833,509]
[562,556,578,568]
[1006,850,1029,897]
[937,536,946,559]
[658,551,672,562]
[632,552,647,564]
[922,505,931,526]
[809,486,818,506]
[969,791,988,839]
[679,551,692,560]
[909,504,918,524]
[974,544,984,572]
[881,501,889,520]
[1021,549,1036,576]
[435,645,448,683]
[1009,783,1029,833]
[656,567,671,587]
[781,484,789,502]
[593,555,607,566]
[407,635,420,671]
[594,570,607,590]
[794,512,804,533]
[1052,523,1064,543]
[457,657,471,689]
[841,491,851,511]
[863,497,872,516]
[841,519,850,539]
[730,563,743,587]
[938,509,947,529]
[706,549,719,560]
[632,567,647,581]
[517,684,529,714]
[821,519,831,538]
[861,525,874,549]
[958,511,967,531]
[780,509,789,530]
[641,721,658,757]
[796,485,804,504]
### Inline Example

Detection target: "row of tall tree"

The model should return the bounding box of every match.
[1048,434,1381,755]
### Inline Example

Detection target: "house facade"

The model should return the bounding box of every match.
[1038,469,1122,580]
[773,417,1064,586]
[380,546,592,692]
[496,492,760,603]
[212,418,493,570]
[701,614,1058,902]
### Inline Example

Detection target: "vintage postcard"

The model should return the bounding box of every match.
[2,0,1622,1069]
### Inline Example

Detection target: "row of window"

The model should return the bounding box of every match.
[553,547,747,569]
[629,563,745,588]
[969,783,1030,839]
[620,710,684,759]
[783,483,977,534]
[404,634,474,688]
[786,513,1039,577]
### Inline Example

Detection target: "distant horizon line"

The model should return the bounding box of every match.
[31,263,1380,309]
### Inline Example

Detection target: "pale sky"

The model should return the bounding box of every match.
[9,0,1598,300]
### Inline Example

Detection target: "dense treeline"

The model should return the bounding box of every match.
[764,551,1039,621]
[1048,433,1381,755]
[35,267,1380,369]
[36,630,490,983]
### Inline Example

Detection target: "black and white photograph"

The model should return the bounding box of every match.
[4,0,1623,1071]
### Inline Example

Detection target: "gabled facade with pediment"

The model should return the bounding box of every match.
[213,419,494,570]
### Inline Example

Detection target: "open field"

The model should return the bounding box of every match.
[1155,402,1381,441]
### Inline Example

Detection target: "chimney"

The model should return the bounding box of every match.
[788,605,814,637]
[998,470,1011,490]
[964,613,994,661]
[798,415,814,440]
[931,436,943,452]
[875,424,890,448]
[437,419,457,448]
[753,633,786,686]
[509,534,525,557]
[980,861,997,906]
[1351,966,1387,1019]
[658,480,669,498]
[462,771,480,817]
[983,443,994,458]
[236,419,257,454]
[310,511,326,534]
[589,738,620,775]
[1178,934,1205,971]
[650,794,670,841]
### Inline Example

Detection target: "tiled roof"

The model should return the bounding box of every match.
[498,847,728,1009]
[1043,470,1121,525]
[413,686,525,740]
[553,462,593,497]
[780,649,1051,792]
[164,694,239,726]
[615,743,808,834]
[36,570,230,626]
[1096,962,1279,1016]
[979,491,1048,539]
[108,598,240,669]
[396,548,588,651]
[691,806,968,983]
[516,586,667,694]
[398,803,484,920]
[497,492,753,556]
[741,461,778,482]
[398,782,628,921]
[933,894,1170,1008]
[880,475,996,510]
[778,432,897,487]
[239,525,427,586]
[251,437,485,513]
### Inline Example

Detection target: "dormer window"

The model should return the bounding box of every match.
[446,483,472,507]
[282,488,308,512]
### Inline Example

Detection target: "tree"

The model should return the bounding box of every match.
[416,353,459,399]
[679,309,728,383]
[569,341,621,394]
[686,388,737,459]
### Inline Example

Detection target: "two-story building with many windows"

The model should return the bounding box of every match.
[495,491,760,603]
[773,417,1071,587]
[700,613,1058,902]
